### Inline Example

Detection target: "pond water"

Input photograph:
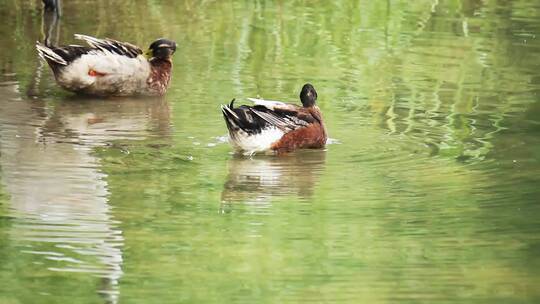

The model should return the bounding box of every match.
[0,0,539,303]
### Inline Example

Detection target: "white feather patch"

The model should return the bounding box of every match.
[247,98,288,110]
[57,51,151,95]
[229,127,284,155]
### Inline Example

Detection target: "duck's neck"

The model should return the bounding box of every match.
[148,58,173,95]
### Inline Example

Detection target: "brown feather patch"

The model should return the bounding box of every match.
[147,59,172,96]
[270,122,326,154]
[270,106,327,154]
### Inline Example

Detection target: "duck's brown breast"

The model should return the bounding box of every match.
[147,59,172,95]
[270,119,326,154]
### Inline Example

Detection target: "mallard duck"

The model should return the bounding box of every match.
[221,83,327,155]
[36,34,176,96]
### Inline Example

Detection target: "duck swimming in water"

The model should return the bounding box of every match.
[221,83,327,155]
[36,34,176,96]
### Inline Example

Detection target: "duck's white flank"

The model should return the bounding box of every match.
[57,51,151,95]
[228,126,284,155]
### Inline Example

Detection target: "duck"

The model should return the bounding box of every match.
[36,34,176,96]
[221,83,327,155]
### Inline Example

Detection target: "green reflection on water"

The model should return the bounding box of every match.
[0,0,539,303]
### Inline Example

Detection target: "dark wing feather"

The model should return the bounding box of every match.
[222,102,270,135]
[52,45,93,62]
[37,34,143,70]
[250,107,310,132]
[222,100,317,135]
[246,98,315,129]
[74,34,143,58]
[36,42,92,69]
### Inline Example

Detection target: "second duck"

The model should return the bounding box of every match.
[222,83,327,155]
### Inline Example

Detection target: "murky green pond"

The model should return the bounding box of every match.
[1,0,539,303]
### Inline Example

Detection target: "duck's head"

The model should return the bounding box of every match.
[146,39,176,60]
[300,83,317,107]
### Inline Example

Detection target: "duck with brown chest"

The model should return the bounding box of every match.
[221,83,327,155]
[36,35,176,96]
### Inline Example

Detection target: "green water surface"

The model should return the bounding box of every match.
[0,0,539,303]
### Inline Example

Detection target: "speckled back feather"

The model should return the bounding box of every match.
[74,34,142,58]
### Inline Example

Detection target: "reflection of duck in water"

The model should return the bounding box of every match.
[40,96,172,142]
[221,150,326,208]
[221,84,327,155]
[0,81,171,303]
[42,0,60,12]
[37,35,177,96]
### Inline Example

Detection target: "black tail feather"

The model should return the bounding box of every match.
[36,42,93,71]
[221,100,270,135]
[222,105,236,131]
